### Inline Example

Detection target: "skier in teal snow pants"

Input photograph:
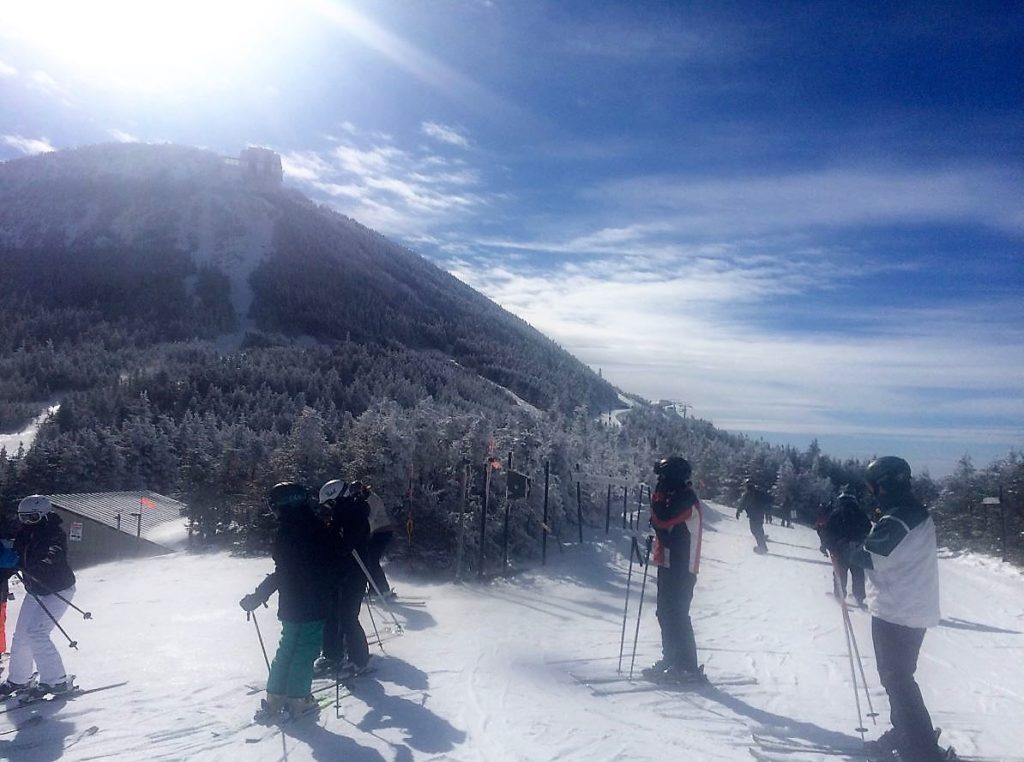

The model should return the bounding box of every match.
[241,482,339,723]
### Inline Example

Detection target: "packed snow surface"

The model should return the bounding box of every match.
[2,501,1022,761]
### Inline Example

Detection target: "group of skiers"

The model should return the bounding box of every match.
[644,454,950,761]
[238,478,395,724]
[0,495,78,701]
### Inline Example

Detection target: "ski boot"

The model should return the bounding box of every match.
[285,695,320,721]
[0,679,31,699]
[22,679,72,701]
[253,693,286,725]
[641,659,671,681]
[312,656,338,678]
[664,664,709,686]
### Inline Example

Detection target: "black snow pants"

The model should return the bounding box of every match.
[748,516,767,551]
[323,577,369,668]
[833,558,866,602]
[872,617,943,762]
[656,567,698,672]
[366,530,394,594]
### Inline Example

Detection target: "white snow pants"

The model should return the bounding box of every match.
[9,586,74,685]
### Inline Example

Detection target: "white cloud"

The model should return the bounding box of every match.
[2,134,55,155]
[0,59,16,77]
[595,166,1024,236]
[421,121,471,149]
[108,129,139,143]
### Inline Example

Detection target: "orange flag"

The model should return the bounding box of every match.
[140,496,156,509]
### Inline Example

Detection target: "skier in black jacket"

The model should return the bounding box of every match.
[330,481,372,674]
[240,482,338,723]
[643,456,705,684]
[0,495,77,700]
[821,492,871,605]
[736,479,770,553]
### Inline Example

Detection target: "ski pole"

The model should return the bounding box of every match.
[353,550,403,634]
[829,554,867,738]
[617,536,640,674]
[20,571,92,619]
[364,591,383,651]
[628,536,653,680]
[829,555,877,724]
[14,575,78,649]
[248,608,271,674]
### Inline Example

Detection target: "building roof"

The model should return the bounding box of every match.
[45,491,187,547]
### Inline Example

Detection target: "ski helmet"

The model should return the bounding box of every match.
[836,492,858,509]
[865,456,912,491]
[654,456,691,482]
[319,479,346,505]
[18,494,53,524]
[268,482,310,512]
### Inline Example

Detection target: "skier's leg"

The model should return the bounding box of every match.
[7,593,42,684]
[340,581,369,668]
[283,621,324,698]
[29,589,72,684]
[872,617,942,761]
[0,600,7,655]
[749,518,767,550]
[320,588,343,663]
[367,531,393,594]
[267,621,301,697]
[654,567,677,667]
[676,572,698,673]
[851,566,866,603]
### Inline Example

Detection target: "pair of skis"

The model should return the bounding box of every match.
[571,670,756,697]
[749,731,1012,762]
[0,677,128,716]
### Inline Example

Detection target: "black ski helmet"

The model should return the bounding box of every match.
[654,456,691,482]
[836,492,858,509]
[865,456,912,491]
[268,482,310,511]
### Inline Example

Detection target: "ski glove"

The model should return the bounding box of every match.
[239,592,268,612]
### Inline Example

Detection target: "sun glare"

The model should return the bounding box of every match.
[2,0,288,92]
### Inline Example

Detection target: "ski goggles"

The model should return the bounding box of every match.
[18,511,43,524]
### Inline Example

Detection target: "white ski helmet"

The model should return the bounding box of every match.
[318,479,347,505]
[18,494,53,523]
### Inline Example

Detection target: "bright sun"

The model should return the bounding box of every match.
[2,0,289,93]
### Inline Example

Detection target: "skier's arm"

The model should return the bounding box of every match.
[845,515,909,570]
[240,572,279,611]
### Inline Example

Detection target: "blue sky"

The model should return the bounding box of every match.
[1,1,1021,477]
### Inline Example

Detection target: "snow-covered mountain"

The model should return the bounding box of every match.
[2,503,1021,761]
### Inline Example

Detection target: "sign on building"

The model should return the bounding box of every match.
[69,522,83,541]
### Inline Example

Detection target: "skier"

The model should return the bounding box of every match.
[239,482,338,723]
[363,483,395,598]
[642,456,705,684]
[821,491,871,606]
[736,478,770,553]
[315,481,372,677]
[0,495,77,700]
[841,457,950,762]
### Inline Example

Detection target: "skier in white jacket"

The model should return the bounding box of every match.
[846,456,948,762]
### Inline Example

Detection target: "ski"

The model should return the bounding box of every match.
[243,693,337,743]
[0,679,128,715]
[571,671,756,696]
[751,734,1008,762]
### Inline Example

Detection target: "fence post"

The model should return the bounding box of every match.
[622,486,628,529]
[605,484,612,534]
[542,460,550,565]
[577,479,584,543]
[455,463,469,581]
[479,461,491,578]
[503,451,513,569]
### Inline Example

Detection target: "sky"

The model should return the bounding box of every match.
[3,506,1024,760]
[0,1,1022,477]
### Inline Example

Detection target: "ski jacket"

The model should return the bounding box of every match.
[822,503,871,551]
[366,493,393,534]
[3,514,77,596]
[848,498,940,629]
[255,506,338,623]
[737,488,770,521]
[650,484,703,575]
[332,495,371,582]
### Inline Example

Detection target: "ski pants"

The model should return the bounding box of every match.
[323,579,369,668]
[748,517,767,551]
[656,568,698,672]
[832,559,865,602]
[872,617,943,762]
[367,530,393,594]
[267,620,324,698]
[0,601,6,654]
[9,586,74,685]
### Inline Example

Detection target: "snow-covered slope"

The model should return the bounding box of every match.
[2,502,1022,761]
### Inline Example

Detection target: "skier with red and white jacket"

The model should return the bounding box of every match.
[643,456,705,684]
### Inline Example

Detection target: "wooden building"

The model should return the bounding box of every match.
[45,492,189,569]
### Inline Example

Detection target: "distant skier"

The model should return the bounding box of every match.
[0,495,77,700]
[363,483,396,598]
[642,456,705,684]
[820,492,871,606]
[240,482,338,723]
[736,479,770,554]
[841,457,949,762]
